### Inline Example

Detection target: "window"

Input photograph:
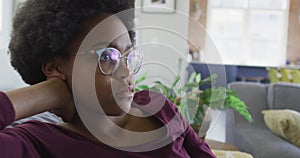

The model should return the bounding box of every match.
[204,0,290,66]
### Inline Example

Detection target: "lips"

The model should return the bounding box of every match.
[114,86,135,98]
[129,85,134,93]
[113,79,135,98]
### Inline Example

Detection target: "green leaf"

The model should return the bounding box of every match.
[188,72,197,83]
[134,57,253,126]
[137,85,150,90]
[199,74,218,86]
[196,74,201,83]
[172,75,180,88]
[134,88,140,92]
[134,71,149,85]
[178,58,183,74]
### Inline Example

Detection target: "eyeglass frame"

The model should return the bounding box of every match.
[78,47,143,76]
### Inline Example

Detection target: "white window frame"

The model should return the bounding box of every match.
[203,0,290,67]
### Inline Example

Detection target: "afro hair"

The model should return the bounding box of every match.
[9,0,135,85]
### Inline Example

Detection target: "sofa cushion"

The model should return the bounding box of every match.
[268,82,300,111]
[234,124,300,158]
[212,149,253,158]
[262,109,300,148]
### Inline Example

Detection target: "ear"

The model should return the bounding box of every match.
[42,58,67,80]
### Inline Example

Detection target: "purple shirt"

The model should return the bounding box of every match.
[0,91,216,158]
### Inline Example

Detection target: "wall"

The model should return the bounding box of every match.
[187,0,226,142]
[134,0,190,87]
[0,52,26,90]
[0,0,12,49]
[188,0,207,56]
[287,0,300,63]
[0,0,26,91]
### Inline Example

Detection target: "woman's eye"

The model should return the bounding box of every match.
[100,53,111,62]
[98,48,120,63]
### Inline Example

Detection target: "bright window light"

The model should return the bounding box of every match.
[205,0,290,66]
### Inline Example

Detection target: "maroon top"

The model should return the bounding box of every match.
[0,91,216,158]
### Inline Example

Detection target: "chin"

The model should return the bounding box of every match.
[101,96,133,116]
[114,97,133,114]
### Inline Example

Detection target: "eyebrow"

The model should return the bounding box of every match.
[90,41,110,48]
[91,41,134,52]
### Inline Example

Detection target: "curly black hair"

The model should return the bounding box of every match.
[8,0,135,85]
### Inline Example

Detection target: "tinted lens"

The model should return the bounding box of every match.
[98,48,121,75]
[127,50,142,74]
[100,49,120,62]
[96,48,142,76]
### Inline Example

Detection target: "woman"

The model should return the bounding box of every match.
[0,0,216,157]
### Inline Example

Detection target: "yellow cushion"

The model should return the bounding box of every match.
[212,149,253,158]
[262,109,300,148]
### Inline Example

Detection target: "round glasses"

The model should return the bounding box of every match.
[89,47,143,76]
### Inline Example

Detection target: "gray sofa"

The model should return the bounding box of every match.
[226,82,300,158]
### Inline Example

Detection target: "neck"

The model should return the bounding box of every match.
[60,110,131,143]
[59,108,164,147]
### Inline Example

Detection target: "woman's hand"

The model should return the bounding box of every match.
[6,78,75,122]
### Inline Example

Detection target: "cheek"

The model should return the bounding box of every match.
[95,74,113,99]
[95,75,127,115]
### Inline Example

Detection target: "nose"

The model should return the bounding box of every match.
[113,59,131,80]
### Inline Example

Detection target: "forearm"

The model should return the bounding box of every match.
[5,78,66,121]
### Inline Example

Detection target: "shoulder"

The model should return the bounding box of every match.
[133,90,188,126]
[5,120,57,135]
[1,120,60,149]
[133,90,168,105]
[133,90,176,111]
[3,120,85,146]
[133,90,178,119]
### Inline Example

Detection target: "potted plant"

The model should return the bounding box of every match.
[135,59,252,137]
